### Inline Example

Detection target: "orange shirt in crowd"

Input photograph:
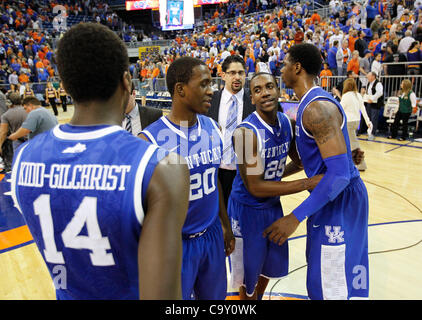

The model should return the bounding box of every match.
[35,60,44,69]
[319,69,333,88]
[348,36,357,52]
[347,58,360,76]
[18,73,29,84]
[151,67,160,79]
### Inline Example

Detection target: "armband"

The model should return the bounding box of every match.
[292,153,351,222]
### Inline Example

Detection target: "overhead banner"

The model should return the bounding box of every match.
[126,0,228,11]
[126,0,159,10]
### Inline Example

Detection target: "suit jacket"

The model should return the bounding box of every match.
[207,88,255,124]
[137,104,163,130]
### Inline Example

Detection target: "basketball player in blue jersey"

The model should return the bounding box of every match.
[264,43,369,300]
[9,23,190,300]
[140,57,235,300]
[229,72,322,300]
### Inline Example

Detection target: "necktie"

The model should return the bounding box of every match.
[223,95,238,165]
[125,114,132,134]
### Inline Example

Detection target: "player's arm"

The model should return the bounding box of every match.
[217,177,235,256]
[264,100,351,246]
[282,119,304,178]
[232,126,321,198]
[0,123,9,154]
[138,152,189,300]
[8,127,31,141]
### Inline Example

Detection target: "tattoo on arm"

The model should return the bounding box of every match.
[303,101,341,145]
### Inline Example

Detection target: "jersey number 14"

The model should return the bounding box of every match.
[34,194,115,266]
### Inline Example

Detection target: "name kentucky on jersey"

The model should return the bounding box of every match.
[260,141,290,160]
[17,162,131,191]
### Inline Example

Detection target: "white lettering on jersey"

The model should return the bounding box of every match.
[17,162,131,191]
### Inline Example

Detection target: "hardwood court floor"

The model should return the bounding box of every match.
[0,105,421,299]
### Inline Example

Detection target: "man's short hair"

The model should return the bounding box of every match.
[250,72,278,88]
[221,55,246,72]
[8,92,21,105]
[166,57,206,97]
[56,23,129,103]
[287,43,322,77]
[22,96,41,106]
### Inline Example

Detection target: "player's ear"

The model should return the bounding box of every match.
[175,82,185,97]
[294,62,302,75]
[122,71,132,94]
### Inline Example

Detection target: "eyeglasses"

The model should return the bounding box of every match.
[225,70,246,77]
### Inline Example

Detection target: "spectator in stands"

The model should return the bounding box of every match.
[389,79,417,140]
[327,40,339,75]
[341,78,372,171]
[8,70,18,86]
[347,50,361,77]
[8,96,58,142]
[406,41,422,75]
[336,40,351,76]
[398,30,416,53]
[355,30,369,58]
[320,62,333,91]
[359,50,372,87]
[371,52,383,76]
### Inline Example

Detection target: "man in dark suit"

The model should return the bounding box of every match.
[123,83,163,136]
[207,55,255,208]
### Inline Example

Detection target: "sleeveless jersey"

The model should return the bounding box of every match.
[10,124,167,299]
[47,88,55,97]
[230,111,293,208]
[142,115,223,235]
[295,86,359,179]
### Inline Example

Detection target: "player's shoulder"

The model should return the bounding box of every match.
[142,115,166,133]
[198,114,219,130]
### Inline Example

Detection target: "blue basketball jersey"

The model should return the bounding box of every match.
[230,111,293,208]
[295,86,359,179]
[10,124,167,300]
[142,115,223,235]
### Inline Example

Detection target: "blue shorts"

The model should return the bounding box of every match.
[181,217,227,300]
[306,177,369,300]
[228,197,289,296]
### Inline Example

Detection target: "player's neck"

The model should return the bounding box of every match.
[168,106,198,127]
[257,107,277,126]
[293,76,317,100]
[70,102,124,126]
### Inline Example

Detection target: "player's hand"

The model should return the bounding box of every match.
[263,213,300,246]
[222,224,235,256]
[352,148,365,165]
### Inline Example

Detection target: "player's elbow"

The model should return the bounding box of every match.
[246,180,268,198]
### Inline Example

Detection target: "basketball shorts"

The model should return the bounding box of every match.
[306,177,369,300]
[181,217,227,300]
[227,197,289,296]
